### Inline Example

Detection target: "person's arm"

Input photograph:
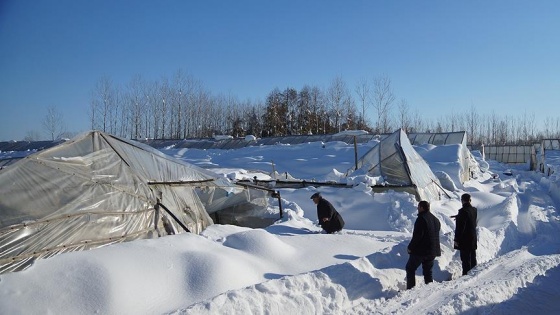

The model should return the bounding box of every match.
[320,200,335,222]
[317,201,330,222]
[454,210,466,247]
[408,218,425,254]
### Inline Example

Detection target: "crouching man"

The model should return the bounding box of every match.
[310,192,345,234]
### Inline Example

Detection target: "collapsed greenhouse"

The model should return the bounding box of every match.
[348,129,444,202]
[0,131,270,274]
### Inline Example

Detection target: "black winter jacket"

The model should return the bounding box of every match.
[316,198,345,233]
[454,204,478,250]
[408,211,442,257]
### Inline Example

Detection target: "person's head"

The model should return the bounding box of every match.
[417,200,430,213]
[461,193,471,205]
[310,192,322,204]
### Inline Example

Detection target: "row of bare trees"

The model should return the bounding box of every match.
[90,71,250,140]
[88,72,408,140]
[85,70,559,145]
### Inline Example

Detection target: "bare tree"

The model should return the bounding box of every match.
[171,70,197,139]
[207,96,225,137]
[125,75,146,139]
[410,108,425,133]
[354,78,370,128]
[143,80,157,139]
[43,105,66,140]
[466,104,479,145]
[154,78,172,139]
[109,87,122,135]
[88,98,99,131]
[309,86,325,134]
[91,76,116,132]
[372,74,395,133]
[262,88,287,136]
[224,93,244,137]
[185,82,212,138]
[194,86,212,137]
[284,88,298,135]
[397,99,411,132]
[245,100,264,137]
[296,86,312,135]
[343,96,357,131]
[543,116,555,139]
[518,111,537,144]
[327,76,351,133]
[496,119,508,144]
[448,109,459,132]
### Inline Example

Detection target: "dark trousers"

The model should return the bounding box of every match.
[321,216,344,234]
[405,254,435,289]
[460,249,477,275]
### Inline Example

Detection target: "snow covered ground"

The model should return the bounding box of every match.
[1,139,560,314]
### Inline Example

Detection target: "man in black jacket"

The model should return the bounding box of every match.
[454,193,478,275]
[406,200,441,289]
[310,192,345,234]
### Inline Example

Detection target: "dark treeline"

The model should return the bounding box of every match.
[88,70,560,146]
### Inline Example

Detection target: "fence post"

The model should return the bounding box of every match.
[272,190,283,218]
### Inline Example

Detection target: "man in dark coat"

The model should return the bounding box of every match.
[310,192,345,234]
[454,193,478,275]
[406,200,441,289]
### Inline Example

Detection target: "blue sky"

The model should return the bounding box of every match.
[1,0,559,141]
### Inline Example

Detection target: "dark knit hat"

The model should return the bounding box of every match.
[310,192,321,199]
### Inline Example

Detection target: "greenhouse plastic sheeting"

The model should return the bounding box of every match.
[352,129,442,201]
[484,145,537,170]
[0,130,240,274]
